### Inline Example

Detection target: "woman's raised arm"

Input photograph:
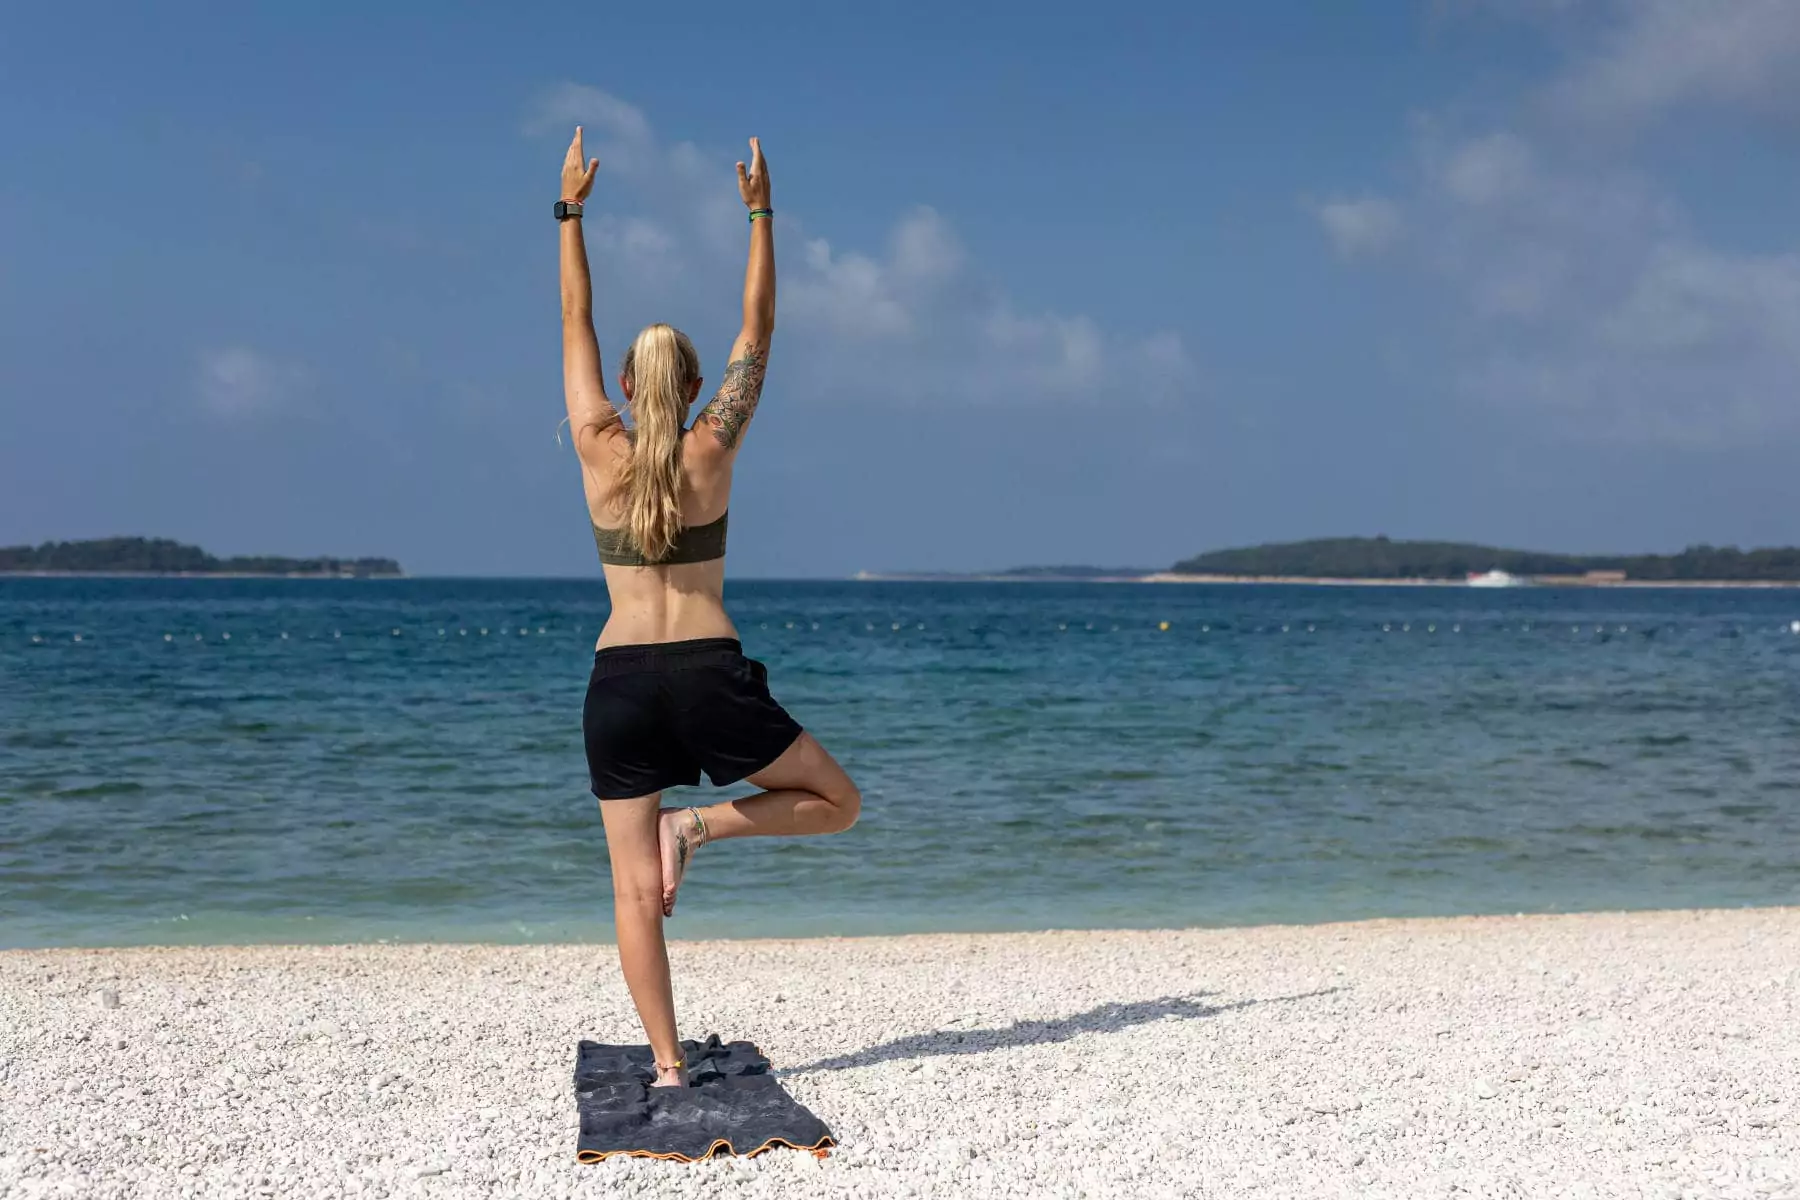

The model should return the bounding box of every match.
[695,138,774,456]
[558,127,621,452]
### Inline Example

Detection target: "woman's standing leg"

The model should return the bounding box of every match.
[597,793,688,1087]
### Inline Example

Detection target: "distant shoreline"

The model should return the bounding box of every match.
[0,538,403,578]
[0,571,404,580]
[1144,572,1800,589]
[855,571,1800,589]
[6,570,1795,588]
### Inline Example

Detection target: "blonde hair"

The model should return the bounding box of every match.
[616,324,702,563]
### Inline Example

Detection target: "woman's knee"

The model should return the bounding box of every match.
[825,776,861,832]
[611,873,664,916]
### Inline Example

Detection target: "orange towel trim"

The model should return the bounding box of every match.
[576,1134,835,1165]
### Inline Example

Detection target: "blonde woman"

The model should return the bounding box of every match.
[557,128,861,1088]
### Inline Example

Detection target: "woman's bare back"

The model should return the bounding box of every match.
[584,431,737,648]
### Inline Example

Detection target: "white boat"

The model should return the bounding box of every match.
[1467,569,1528,588]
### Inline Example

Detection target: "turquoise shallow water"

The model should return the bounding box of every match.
[2,577,1798,948]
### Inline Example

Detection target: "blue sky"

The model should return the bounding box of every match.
[3,1,1797,576]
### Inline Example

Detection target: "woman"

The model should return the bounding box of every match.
[557,127,861,1089]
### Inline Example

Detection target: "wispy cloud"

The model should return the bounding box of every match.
[1539,0,1800,130]
[1314,4,1800,446]
[525,85,1196,408]
[1310,195,1403,259]
[197,347,305,419]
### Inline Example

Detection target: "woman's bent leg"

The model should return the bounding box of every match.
[697,732,861,841]
[597,792,687,1087]
[658,734,860,913]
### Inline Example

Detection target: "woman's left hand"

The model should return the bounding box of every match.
[562,127,599,202]
[736,137,770,211]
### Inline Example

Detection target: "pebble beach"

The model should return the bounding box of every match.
[3,909,1797,1199]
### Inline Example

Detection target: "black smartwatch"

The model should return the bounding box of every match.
[554,200,584,221]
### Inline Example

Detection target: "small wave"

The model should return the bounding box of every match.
[54,781,147,798]
[4,730,77,749]
[1558,823,1713,842]
[1433,835,1513,852]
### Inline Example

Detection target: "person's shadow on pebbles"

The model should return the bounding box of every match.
[784,989,1340,1075]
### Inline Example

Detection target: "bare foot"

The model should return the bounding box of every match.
[650,1065,688,1089]
[657,807,707,916]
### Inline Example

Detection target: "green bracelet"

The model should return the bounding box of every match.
[747,208,773,223]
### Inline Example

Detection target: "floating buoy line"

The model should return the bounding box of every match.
[15,619,1798,646]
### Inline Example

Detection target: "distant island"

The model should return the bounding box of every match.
[1166,537,1800,583]
[861,537,1800,586]
[0,537,403,578]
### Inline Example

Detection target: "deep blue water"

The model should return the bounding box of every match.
[2,577,1798,947]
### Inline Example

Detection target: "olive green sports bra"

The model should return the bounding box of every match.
[591,511,728,567]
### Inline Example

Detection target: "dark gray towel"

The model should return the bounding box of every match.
[574,1034,835,1163]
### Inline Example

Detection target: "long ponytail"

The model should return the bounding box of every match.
[617,324,702,563]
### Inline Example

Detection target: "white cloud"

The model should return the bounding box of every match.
[984,308,1104,387]
[586,217,679,277]
[527,83,654,159]
[525,86,1194,409]
[1436,134,1536,208]
[888,207,964,283]
[1421,133,1800,441]
[197,347,302,419]
[1600,243,1800,355]
[1416,125,1678,322]
[1540,0,1800,129]
[1311,195,1403,259]
[1319,4,1800,445]
[786,236,916,339]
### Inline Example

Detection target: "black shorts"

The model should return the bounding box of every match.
[582,638,804,801]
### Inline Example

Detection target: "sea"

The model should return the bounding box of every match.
[3,577,1798,948]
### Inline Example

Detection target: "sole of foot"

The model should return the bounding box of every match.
[656,807,703,917]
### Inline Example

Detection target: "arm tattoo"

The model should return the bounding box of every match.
[697,346,767,450]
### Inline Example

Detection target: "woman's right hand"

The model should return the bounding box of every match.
[736,137,770,210]
[562,126,599,203]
